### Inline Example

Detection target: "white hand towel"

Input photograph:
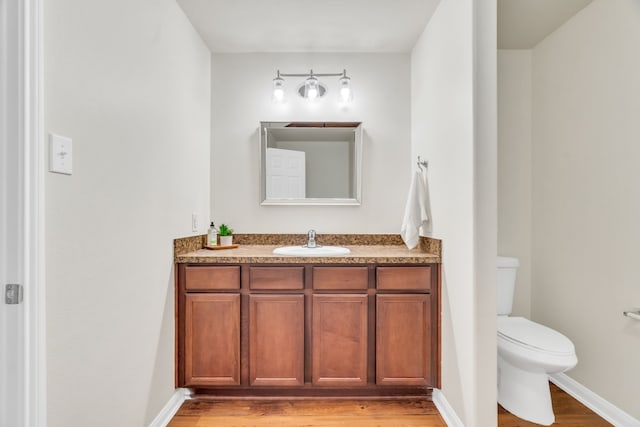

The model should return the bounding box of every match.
[400,171,432,249]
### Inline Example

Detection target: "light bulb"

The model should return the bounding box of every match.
[274,87,284,101]
[272,76,285,103]
[304,76,319,101]
[340,87,351,101]
[339,75,352,103]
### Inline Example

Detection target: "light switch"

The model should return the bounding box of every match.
[49,133,72,175]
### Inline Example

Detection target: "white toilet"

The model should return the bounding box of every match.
[497,256,578,425]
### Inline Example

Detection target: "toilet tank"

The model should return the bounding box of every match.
[497,256,519,315]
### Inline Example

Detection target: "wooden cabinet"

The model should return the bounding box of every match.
[250,294,304,386]
[184,293,240,386]
[311,267,369,386]
[180,265,241,387]
[177,262,440,395]
[312,294,368,386]
[376,294,431,386]
[375,266,436,387]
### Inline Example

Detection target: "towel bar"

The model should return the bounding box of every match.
[623,309,640,321]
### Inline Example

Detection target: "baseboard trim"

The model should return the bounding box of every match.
[550,373,640,427]
[432,388,464,427]
[148,388,191,427]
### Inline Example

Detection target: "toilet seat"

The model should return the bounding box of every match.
[497,316,575,356]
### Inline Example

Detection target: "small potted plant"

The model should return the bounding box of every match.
[218,223,234,246]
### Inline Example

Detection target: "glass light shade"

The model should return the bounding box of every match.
[272,77,285,102]
[304,76,320,100]
[339,76,353,103]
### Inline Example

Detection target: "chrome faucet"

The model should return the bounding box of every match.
[306,229,319,248]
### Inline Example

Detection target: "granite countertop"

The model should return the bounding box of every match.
[174,234,441,264]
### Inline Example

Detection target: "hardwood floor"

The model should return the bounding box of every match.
[168,384,611,427]
[167,399,447,427]
[498,383,613,426]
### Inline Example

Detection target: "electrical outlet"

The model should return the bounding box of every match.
[191,212,199,232]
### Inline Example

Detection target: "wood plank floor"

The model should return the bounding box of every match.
[167,399,447,427]
[498,383,613,427]
[168,384,611,427]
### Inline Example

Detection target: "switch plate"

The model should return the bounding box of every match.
[49,133,73,175]
[191,212,199,232]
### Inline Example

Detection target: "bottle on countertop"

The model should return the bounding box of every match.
[207,222,218,246]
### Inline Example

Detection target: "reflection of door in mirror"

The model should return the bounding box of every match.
[266,148,306,199]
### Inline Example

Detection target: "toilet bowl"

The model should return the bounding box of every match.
[496,257,577,425]
[497,316,578,425]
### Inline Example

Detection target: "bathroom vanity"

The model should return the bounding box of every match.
[174,234,441,398]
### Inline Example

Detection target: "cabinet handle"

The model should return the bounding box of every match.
[623,309,640,321]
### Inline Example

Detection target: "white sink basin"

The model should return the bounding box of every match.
[273,245,351,257]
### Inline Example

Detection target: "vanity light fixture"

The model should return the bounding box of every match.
[272,69,353,103]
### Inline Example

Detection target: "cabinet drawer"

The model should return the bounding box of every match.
[376,266,431,291]
[313,267,368,290]
[184,265,240,291]
[249,267,304,290]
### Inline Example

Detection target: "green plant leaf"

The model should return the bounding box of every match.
[219,223,232,236]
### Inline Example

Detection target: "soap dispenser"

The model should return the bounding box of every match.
[207,222,218,247]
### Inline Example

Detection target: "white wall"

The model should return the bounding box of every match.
[0,0,25,423]
[532,0,640,418]
[44,0,211,425]
[210,53,410,233]
[498,50,532,317]
[411,0,497,425]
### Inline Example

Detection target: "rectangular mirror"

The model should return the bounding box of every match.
[260,122,363,206]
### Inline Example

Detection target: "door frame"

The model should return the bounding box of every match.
[8,0,46,425]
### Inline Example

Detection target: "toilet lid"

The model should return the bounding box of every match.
[497,317,575,355]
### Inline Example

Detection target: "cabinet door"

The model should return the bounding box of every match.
[376,294,431,386]
[185,293,240,386]
[249,295,304,386]
[312,294,368,386]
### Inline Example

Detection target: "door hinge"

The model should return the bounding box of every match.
[5,284,23,305]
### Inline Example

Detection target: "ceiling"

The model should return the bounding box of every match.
[498,0,593,49]
[177,0,594,53]
[176,0,441,53]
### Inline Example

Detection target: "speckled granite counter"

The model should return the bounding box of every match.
[174,234,441,264]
